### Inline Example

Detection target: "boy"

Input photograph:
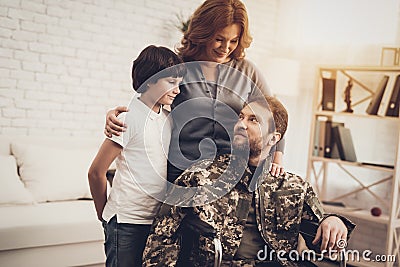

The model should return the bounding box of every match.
[88,45,185,267]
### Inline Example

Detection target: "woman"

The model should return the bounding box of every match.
[105,0,285,181]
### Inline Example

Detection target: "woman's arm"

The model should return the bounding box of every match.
[88,139,122,221]
[104,106,129,137]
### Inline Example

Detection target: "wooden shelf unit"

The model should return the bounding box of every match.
[306,65,400,267]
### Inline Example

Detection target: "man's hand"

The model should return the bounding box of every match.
[313,216,348,251]
[104,106,129,137]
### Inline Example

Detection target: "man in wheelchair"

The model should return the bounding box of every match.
[143,95,355,267]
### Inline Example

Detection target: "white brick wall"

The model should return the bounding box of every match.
[0,0,195,137]
[0,0,277,138]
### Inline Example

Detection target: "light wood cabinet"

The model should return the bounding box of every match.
[306,66,400,267]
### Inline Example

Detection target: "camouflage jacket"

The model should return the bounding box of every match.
[143,154,355,267]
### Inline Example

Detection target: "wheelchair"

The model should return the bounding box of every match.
[178,217,346,267]
[177,215,222,267]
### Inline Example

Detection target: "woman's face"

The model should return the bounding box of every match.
[200,23,241,63]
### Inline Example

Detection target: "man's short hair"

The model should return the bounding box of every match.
[131,45,186,93]
[248,95,288,138]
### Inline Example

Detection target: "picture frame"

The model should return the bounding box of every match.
[380,47,399,66]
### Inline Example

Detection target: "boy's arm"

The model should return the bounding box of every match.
[88,139,122,221]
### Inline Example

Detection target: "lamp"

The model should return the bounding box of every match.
[263,58,300,97]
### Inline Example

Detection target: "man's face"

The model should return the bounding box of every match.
[233,102,273,157]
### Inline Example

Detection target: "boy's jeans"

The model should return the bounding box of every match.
[102,216,151,267]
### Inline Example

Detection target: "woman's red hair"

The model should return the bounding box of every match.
[177,0,253,62]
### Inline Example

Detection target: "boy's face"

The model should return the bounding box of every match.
[147,77,182,106]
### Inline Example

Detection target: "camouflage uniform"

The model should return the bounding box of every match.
[143,154,355,267]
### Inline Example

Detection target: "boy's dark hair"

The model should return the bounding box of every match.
[132,45,186,93]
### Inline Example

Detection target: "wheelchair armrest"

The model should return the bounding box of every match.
[299,219,321,253]
[300,220,346,267]
[181,215,222,267]
[183,215,217,239]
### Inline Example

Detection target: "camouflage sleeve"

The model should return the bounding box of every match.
[302,181,325,222]
[142,203,186,267]
[302,181,356,238]
[143,165,211,267]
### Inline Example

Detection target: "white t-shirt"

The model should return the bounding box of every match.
[102,96,172,224]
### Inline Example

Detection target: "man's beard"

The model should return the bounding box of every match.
[232,139,261,158]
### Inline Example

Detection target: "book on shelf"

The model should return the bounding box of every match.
[313,119,344,159]
[312,120,321,156]
[322,201,345,207]
[329,122,345,159]
[318,120,326,157]
[324,120,332,157]
[330,142,340,159]
[385,74,400,117]
[377,74,396,117]
[366,75,389,115]
[322,203,362,212]
[314,119,329,157]
[331,125,357,162]
[312,118,326,157]
[361,162,395,169]
[321,78,336,111]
